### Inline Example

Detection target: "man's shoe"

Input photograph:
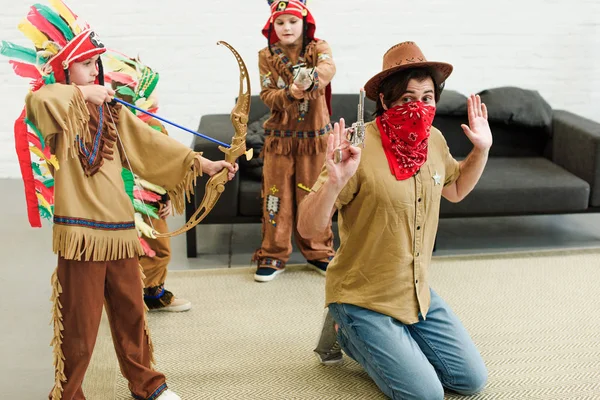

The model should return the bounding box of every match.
[314,308,344,365]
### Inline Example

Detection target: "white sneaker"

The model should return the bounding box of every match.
[157,389,181,400]
[150,297,192,312]
[254,266,285,282]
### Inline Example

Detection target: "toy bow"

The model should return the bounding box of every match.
[152,41,252,238]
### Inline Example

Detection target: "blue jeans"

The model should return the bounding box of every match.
[328,289,487,400]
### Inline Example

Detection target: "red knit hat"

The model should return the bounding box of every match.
[262,0,316,45]
[43,29,106,84]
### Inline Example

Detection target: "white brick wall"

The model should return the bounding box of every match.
[1,0,599,177]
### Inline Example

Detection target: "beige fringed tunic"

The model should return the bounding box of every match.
[25,84,202,261]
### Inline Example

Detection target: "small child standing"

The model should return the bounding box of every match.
[253,0,336,282]
[106,54,192,312]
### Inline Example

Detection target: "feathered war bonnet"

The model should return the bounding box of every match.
[0,1,106,227]
[103,52,160,120]
[1,0,106,89]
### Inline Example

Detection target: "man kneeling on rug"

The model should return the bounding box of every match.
[298,42,492,399]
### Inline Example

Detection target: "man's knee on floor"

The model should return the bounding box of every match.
[389,378,444,400]
[452,363,488,395]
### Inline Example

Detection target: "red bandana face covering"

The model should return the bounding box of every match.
[376,101,436,180]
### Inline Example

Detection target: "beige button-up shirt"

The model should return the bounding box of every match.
[312,121,460,324]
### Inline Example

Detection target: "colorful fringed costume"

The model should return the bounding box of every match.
[1,2,200,399]
[105,53,187,310]
[252,0,336,281]
[104,52,167,255]
[1,0,108,227]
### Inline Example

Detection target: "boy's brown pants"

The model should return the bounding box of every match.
[49,256,166,400]
[254,136,335,267]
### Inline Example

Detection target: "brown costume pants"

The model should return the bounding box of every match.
[49,256,166,400]
[254,136,335,267]
[139,216,171,288]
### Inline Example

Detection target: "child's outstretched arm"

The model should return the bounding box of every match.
[304,40,336,101]
[116,108,237,214]
[258,50,299,111]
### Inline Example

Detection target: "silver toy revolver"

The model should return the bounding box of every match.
[292,63,315,90]
[334,88,366,163]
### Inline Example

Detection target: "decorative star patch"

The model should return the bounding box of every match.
[261,72,272,88]
[432,171,442,186]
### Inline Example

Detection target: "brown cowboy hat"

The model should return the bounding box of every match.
[364,41,453,101]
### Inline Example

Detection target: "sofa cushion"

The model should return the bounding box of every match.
[239,114,268,181]
[249,96,270,123]
[434,115,550,158]
[440,157,590,216]
[436,90,468,116]
[240,158,589,218]
[478,87,553,132]
[330,94,377,124]
[239,179,262,217]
